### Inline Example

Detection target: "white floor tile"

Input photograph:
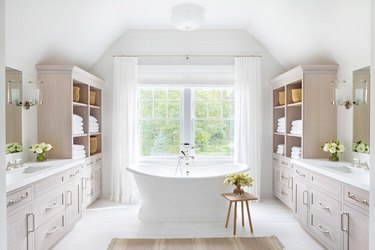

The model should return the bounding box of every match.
[52,198,324,250]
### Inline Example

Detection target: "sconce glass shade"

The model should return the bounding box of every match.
[353,80,368,105]
[23,80,43,109]
[171,4,205,31]
[7,80,22,106]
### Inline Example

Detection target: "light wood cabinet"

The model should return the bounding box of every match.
[66,178,82,230]
[342,205,369,250]
[36,65,104,159]
[293,178,308,226]
[7,204,34,250]
[82,156,102,209]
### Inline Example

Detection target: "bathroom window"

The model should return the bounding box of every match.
[139,87,235,157]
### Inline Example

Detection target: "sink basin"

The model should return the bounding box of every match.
[22,165,54,173]
[324,165,353,173]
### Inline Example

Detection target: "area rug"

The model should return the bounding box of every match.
[107,236,285,250]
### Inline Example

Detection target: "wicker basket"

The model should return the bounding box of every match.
[90,91,96,105]
[73,86,80,102]
[278,91,285,105]
[90,136,98,154]
[292,89,302,103]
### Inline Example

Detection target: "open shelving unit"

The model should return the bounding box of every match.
[37,65,104,159]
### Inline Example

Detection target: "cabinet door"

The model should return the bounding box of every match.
[7,204,34,250]
[273,166,280,198]
[94,164,102,198]
[66,179,82,229]
[342,205,369,250]
[294,179,308,226]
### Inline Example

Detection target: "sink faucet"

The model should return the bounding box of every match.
[352,158,369,170]
[179,143,195,166]
[6,159,24,171]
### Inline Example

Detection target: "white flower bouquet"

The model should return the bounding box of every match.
[29,143,53,162]
[321,140,345,161]
[5,143,23,154]
[352,141,370,154]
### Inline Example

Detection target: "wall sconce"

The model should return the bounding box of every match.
[353,80,368,105]
[7,80,43,109]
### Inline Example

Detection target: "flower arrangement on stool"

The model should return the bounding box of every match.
[224,172,254,197]
[29,143,53,162]
[321,140,345,161]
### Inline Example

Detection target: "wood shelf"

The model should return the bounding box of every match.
[287,133,302,138]
[89,132,101,136]
[274,105,285,109]
[287,102,302,107]
[73,102,88,107]
[90,105,101,109]
[73,133,88,138]
[274,132,285,136]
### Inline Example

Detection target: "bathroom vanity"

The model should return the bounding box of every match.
[6,155,102,250]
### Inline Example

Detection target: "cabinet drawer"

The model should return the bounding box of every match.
[34,211,66,250]
[310,172,342,199]
[273,167,280,198]
[310,211,340,249]
[35,173,65,198]
[7,186,32,214]
[34,186,65,228]
[293,165,309,182]
[279,183,293,208]
[310,188,341,224]
[344,185,369,211]
[280,166,292,187]
[66,165,82,182]
[272,154,281,165]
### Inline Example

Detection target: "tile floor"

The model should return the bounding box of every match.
[53,198,324,250]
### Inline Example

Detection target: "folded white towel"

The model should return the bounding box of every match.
[292,146,302,150]
[292,120,302,125]
[73,122,84,128]
[291,155,301,159]
[73,114,83,122]
[278,117,285,121]
[73,130,84,135]
[277,144,285,148]
[73,144,85,150]
[73,148,85,153]
[72,154,86,160]
[90,124,99,128]
[89,116,98,122]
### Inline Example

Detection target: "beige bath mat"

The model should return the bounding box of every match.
[108,236,285,250]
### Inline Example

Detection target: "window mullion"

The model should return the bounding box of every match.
[183,88,192,144]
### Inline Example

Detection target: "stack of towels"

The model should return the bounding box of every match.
[276,144,285,155]
[291,146,302,159]
[277,117,286,133]
[89,116,99,133]
[72,144,86,159]
[290,120,302,135]
[73,114,84,135]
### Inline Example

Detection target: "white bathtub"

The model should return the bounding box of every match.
[127,162,249,222]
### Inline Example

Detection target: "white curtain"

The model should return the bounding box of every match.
[234,57,262,199]
[110,57,139,203]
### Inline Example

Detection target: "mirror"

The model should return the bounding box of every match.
[352,66,370,154]
[5,67,23,154]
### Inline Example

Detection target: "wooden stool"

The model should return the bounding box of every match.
[222,192,258,235]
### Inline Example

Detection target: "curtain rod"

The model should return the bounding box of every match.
[113,54,262,58]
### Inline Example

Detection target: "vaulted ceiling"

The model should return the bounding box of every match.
[5,0,370,69]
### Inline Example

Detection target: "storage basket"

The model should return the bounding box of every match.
[278,91,285,105]
[90,136,98,154]
[73,86,80,102]
[292,89,302,103]
[90,91,96,105]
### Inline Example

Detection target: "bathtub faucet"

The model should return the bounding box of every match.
[179,143,195,166]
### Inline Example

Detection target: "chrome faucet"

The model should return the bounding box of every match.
[6,159,24,171]
[352,158,370,170]
[179,143,195,166]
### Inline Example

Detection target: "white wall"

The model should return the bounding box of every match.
[0,0,7,248]
[90,30,285,199]
[369,0,375,247]
[337,56,371,163]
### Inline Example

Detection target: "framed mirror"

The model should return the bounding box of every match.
[5,67,23,154]
[352,66,370,154]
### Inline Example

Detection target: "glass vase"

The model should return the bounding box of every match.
[36,152,46,162]
[233,184,244,197]
[329,153,339,162]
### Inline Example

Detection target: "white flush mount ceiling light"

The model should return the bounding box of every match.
[171,4,205,31]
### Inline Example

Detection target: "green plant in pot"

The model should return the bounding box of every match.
[224,172,254,197]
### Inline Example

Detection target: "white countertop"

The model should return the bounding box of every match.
[290,159,370,191]
[6,159,85,193]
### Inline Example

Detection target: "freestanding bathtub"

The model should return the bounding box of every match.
[127,162,250,222]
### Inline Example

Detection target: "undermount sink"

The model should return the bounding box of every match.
[22,165,54,173]
[325,165,353,173]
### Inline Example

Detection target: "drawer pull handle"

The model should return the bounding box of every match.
[317,202,330,211]
[46,225,59,237]
[348,192,369,206]
[45,202,58,211]
[70,170,80,178]
[317,225,329,234]
[281,175,288,180]
[302,190,308,205]
[281,190,287,196]
[7,192,29,207]
[288,177,293,188]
